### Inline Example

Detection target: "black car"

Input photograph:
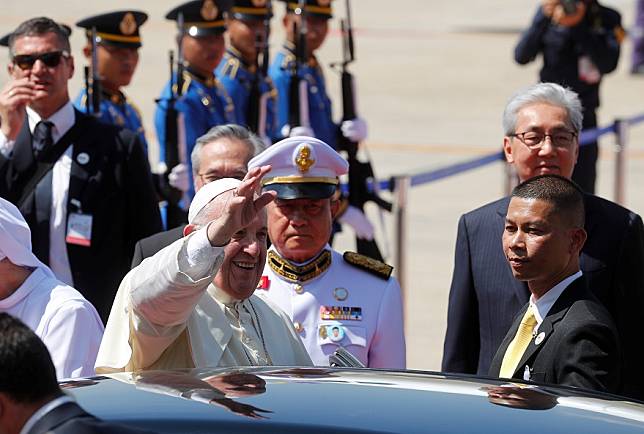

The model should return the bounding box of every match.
[63,367,644,433]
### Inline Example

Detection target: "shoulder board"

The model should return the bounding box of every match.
[221,56,240,79]
[343,251,393,280]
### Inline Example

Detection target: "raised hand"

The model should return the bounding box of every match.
[0,77,34,140]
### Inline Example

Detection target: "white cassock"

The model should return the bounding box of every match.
[0,198,104,380]
[255,245,406,368]
[95,228,312,373]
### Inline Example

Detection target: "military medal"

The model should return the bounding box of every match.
[333,287,348,301]
[320,306,362,321]
[257,275,270,290]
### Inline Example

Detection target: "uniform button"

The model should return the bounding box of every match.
[294,284,304,294]
[293,321,304,334]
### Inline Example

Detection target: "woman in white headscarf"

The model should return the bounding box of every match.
[0,197,104,379]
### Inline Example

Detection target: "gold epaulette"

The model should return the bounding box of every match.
[343,252,393,281]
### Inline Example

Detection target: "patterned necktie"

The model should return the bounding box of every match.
[32,120,54,158]
[499,305,537,378]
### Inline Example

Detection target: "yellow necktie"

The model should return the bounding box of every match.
[499,305,537,378]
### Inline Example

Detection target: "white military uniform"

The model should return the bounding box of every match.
[256,245,406,368]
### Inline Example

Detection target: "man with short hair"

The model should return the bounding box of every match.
[73,10,149,152]
[0,197,103,380]
[131,124,266,267]
[442,82,644,399]
[155,0,236,199]
[0,17,162,323]
[489,175,620,393]
[96,169,312,372]
[249,136,405,368]
[0,313,153,434]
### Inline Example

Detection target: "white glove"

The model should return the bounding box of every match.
[341,117,368,142]
[168,163,190,193]
[289,125,315,138]
[338,205,375,240]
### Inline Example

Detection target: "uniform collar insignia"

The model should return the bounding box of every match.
[268,249,332,282]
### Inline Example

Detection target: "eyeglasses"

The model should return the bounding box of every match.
[11,50,70,70]
[510,130,577,150]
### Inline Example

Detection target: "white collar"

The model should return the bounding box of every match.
[20,395,74,434]
[530,270,583,327]
[26,101,75,142]
[0,267,46,310]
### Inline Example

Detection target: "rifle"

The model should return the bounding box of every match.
[287,0,310,132]
[85,27,101,116]
[334,0,391,261]
[158,13,187,227]
[247,0,271,141]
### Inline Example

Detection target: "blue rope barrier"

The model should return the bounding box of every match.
[342,111,644,194]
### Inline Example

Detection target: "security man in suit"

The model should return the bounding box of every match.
[442,82,644,400]
[73,10,149,153]
[155,0,236,200]
[216,0,278,144]
[0,17,162,323]
[269,0,366,148]
[514,0,623,194]
[249,136,406,368]
[489,174,620,393]
[0,313,154,434]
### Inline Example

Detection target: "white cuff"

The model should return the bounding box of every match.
[180,227,225,280]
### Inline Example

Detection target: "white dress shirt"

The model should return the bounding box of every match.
[0,102,76,285]
[530,270,583,331]
[0,267,104,379]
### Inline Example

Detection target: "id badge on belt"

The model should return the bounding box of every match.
[66,212,93,247]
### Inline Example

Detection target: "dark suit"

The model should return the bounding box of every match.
[442,194,644,399]
[26,400,155,433]
[131,225,185,268]
[489,277,621,394]
[0,111,163,322]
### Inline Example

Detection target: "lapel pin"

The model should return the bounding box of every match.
[333,287,348,301]
[534,331,545,345]
[77,152,90,165]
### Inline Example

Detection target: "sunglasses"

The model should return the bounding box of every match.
[11,50,69,70]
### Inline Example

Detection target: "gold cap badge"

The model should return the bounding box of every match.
[201,0,219,21]
[294,145,315,173]
[119,12,137,36]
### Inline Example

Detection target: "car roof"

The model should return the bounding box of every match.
[63,367,644,433]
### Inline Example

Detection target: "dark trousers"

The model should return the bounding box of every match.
[572,109,598,194]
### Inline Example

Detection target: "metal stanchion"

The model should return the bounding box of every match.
[393,175,410,296]
[613,119,627,205]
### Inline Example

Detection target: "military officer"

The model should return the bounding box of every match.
[73,11,149,152]
[269,0,367,148]
[216,0,278,144]
[155,0,236,200]
[249,136,406,368]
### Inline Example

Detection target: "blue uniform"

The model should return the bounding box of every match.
[154,69,235,198]
[73,88,148,153]
[269,43,337,148]
[216,49,278,141]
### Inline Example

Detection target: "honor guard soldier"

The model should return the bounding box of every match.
[270,0,367,148]
[73,11,149,153]
[249,136,406,368]
[155,0,236,200]
[216,0,278,144]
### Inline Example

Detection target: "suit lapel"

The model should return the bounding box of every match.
[490,305,526,376]
[512,278,585,377]
[67,111,98,212]
[26,401,87,434]
[495,198,531,304]
[12,117,35,174]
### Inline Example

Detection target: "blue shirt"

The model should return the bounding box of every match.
[269,43,337,148]
[216,49,278,141]
[154,69,236,198]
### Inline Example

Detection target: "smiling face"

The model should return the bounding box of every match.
[9,32,74,117]
[267,197,333,263]
[502,197,585,298]
[503,102,578,182]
